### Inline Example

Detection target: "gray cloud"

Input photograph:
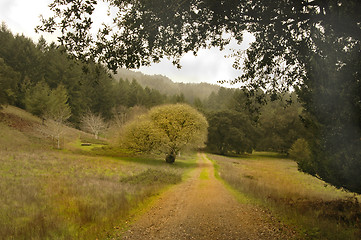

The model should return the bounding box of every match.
[139,34,255,85]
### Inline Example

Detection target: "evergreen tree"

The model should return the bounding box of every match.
[45,85,72,149]
[24,81,51,121]
[0,58,20,107]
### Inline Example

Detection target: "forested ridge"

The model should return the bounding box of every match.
[114,68,220,102]
[0,22,307,156]
[0,24,210,126]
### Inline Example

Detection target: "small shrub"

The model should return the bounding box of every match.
[289,138,313,173]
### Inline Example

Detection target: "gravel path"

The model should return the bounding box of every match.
[121,153,297,240]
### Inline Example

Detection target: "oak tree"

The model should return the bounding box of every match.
[207,110,257,155]
[38,1,361,192]
[122,104,208,163]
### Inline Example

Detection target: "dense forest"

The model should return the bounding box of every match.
[0,23,192,125]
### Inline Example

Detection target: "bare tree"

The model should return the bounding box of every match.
[81,112,107,139]
[112,105,129,129]
[112,105,148,128]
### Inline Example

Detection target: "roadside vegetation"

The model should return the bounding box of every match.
[0,106,196,240]
[208,153,361,240]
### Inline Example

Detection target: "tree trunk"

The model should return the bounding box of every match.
[57,136,60,149]
[165,151,176,164]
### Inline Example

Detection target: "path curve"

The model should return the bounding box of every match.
[121,153,297,239]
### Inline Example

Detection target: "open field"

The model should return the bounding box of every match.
[208,153,361,239]
[0,106,196,239]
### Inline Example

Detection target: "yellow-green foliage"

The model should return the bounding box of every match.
[149,103,208,150]
[122,115,166,153]
[122,104,208,155]
[289,138,313,173]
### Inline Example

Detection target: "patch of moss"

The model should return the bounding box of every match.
[199,168,209,180]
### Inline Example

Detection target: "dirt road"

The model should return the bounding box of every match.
[121,153,297,239]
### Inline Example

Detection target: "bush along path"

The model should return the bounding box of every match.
[120,153,298,239]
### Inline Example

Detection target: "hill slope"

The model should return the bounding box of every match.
[113,68,220,102]
[0,105,193,239]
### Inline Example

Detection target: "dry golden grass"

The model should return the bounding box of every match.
[208,152,361,240]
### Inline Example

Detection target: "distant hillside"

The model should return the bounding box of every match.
[113,68,220,102]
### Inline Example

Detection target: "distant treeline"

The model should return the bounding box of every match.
[0,24,202,126]
[0,23,307,155]
[195,87,307,155]
[114,68,220,102]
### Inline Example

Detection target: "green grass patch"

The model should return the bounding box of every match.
[114,154,198,169]
[67,138,107,152]
[120,169,182,185]
[79,135,108,145]
[199,168,209,180]
[0,149,193,240]
[207,154,253,204]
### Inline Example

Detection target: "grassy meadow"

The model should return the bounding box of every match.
[0,106,196,239]
[208,152,361,240]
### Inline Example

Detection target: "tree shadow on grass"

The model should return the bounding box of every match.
[207,151,288,162]
[250,151,288,159]
[114,155,198,169]
[84,145,198,169]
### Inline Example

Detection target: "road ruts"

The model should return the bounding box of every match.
[121,153,297,240]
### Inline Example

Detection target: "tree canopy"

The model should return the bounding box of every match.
[122,104,208,163]
[38,1,361,192]
[37,1,361,81]
[206,110,257,155]
[0,58,20,107]
[0,25,195,126]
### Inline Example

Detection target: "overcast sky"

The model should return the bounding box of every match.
[0,0,254,86]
